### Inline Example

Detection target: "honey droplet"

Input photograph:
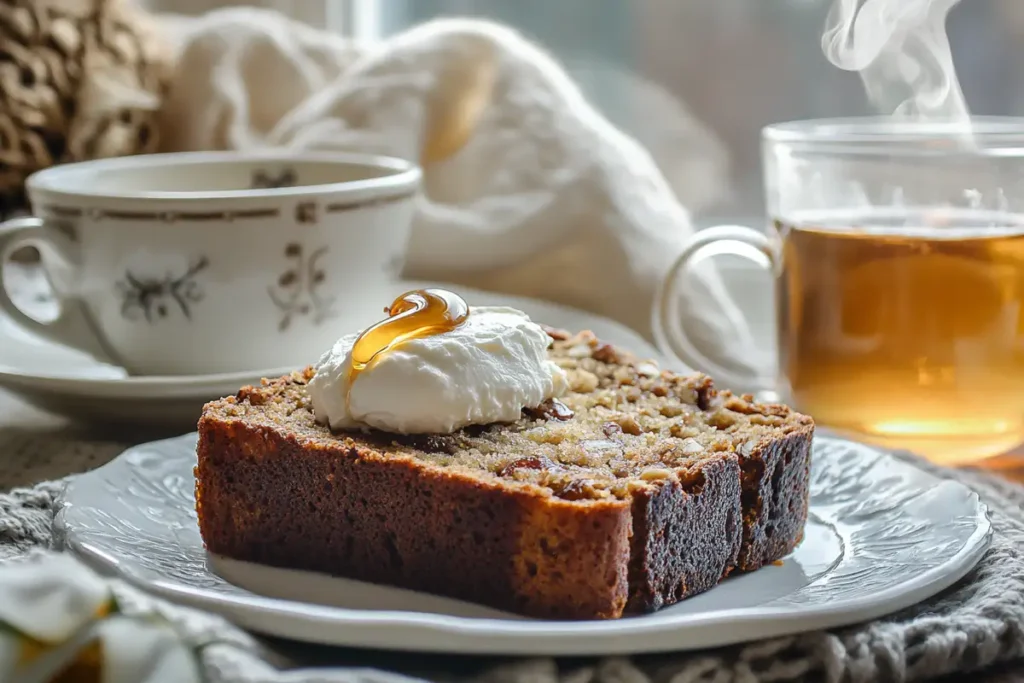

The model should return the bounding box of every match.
[344,289,470,413]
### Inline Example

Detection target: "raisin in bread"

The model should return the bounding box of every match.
[195,328,813,619]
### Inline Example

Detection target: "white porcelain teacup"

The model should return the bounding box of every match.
[0,151,421,376]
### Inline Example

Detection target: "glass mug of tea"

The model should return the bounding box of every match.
[655,117,1024,465]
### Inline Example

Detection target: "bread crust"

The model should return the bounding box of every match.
[625,455,742,613]
[195,334,814,620]
[736,429,814,571]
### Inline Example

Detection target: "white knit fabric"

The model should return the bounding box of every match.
[155,8,759,382]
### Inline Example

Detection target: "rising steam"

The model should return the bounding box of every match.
[822,0,969,122]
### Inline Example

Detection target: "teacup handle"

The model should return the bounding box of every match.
[0,216,117,363]
[653,224,778,393]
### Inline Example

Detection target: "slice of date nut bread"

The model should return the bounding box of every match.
[195,327,814,620]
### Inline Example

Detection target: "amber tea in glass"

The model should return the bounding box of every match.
[776,209,1024,462]
[654,117,1024,464]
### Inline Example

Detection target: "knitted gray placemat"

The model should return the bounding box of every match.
[1,450,1023,683]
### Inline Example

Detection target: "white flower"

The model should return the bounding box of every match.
[0,553,111,642]
[0,552,202,683]
[91,616,202,683]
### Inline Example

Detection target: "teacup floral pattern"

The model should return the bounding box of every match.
[115,256,209,323]
[250,167,298,189]
[268,242,335,331]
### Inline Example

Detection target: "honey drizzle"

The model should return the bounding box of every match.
[344,288,470,411]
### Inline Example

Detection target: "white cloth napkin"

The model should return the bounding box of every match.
[156,8,760,383]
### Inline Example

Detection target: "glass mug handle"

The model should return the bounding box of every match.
[653,224,778,393]
[0,216,115,363]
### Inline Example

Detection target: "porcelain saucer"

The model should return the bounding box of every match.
[0,279,668,430]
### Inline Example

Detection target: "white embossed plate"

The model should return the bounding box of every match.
[53,433,991,656]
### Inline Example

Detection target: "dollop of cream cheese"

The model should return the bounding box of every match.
[307,306,569,434]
